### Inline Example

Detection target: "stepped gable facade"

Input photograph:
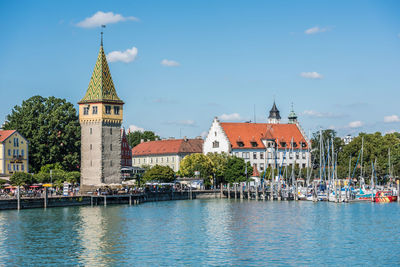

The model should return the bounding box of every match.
[203,102,311,174]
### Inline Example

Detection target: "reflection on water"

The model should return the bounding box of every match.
[0,200,399,266]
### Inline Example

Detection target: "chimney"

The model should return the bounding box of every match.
[183,136,188,142]
[140,139,144,143]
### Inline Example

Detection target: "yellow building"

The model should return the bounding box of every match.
[0,130,29,175]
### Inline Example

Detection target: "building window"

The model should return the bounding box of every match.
[237,141,244,147]
[21,165,24,171]
[144,158,146,164]
[296,152,299,160]
[268,152,272,159]
[251,142,258,147]
[253,152,257,159]
[138,159,140,164]
[110,160,113,167]
[92,106,98,114]
[302,163,306,168]
[150,158,153,163]
[8,164,11,171]
[83,107,89,115]
[172,157,174,162]
[114,106,120,115]
[110,144,112,151]
[8,149,11,156]
[260,163,264,171]
[166,157,169,163]
[90,144,92,150]
[214,131,217,136]
[110,128,112,135]
[21,149,24,157]
[90,128,92,135]
[260,152,264,159]
[105,105,111,114]
[212,141,219,148]
[16,165,19,171]
[161,158,163,163]
[156,158,158,163]
[289,152,293,159]
[90,160,92,166]
[302,152,306,159]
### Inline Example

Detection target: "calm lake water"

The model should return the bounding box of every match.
[0,199,399,266]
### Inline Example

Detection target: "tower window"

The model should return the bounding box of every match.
[110,128,112,135]
[83,107,89,115]
[110,144,112,151]
[92,106,98,114]
[90,128,92,135]
[90,144,92,150]
[110,160,113,167]
[105,105,111,114]
[114,106,120,115]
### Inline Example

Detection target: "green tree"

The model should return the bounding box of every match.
[338,132,400,182]
[224,156,253,184]
[207,152,230,185]
[4,96,80,172]
[65,171,80,184]
[179,153,213,178]
[142,165,175,183]
[10,172,34,186]
[127,130,160,148]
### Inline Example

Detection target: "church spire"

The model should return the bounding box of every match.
[78,31,123,105]
[268,101,281,124]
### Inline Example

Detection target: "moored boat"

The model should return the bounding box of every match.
[373,191,397,203]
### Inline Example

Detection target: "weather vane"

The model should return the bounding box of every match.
[101,25,106,46]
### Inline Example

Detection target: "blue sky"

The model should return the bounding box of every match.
[1,0,399,139]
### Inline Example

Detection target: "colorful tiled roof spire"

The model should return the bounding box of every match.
[79,40,124,104]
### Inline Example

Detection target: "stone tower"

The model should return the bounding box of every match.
[78,37,124,190]
[268,101,281,124]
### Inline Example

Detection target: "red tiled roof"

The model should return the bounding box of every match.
[132,139,204,156]
[0,130,16,143]
[220,123,308,150]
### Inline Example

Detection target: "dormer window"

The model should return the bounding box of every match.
[114,106,120,115]
[251,141,258,147]
[83,107,89,115]
[293,142,297,148]
[237,141,244,147]
[92,106,98,115]
[301,142,307,148]
[280,142,286,147]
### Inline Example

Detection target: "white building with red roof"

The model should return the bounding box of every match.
[203,103,311,173]
[131,137,204,172]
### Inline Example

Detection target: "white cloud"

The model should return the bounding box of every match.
[219,113,242,121]
[305,26,328,35]
[161,59,180,67]
[348,121,363,128]
[302,110,342,118]
[300,72,323,79]
[107,47,138,63]
[384,115,400,123]
[76,11,139,28]
[128,124,144,132]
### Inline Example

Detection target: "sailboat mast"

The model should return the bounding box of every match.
[360,137,364,182]
[319,130,322,181]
